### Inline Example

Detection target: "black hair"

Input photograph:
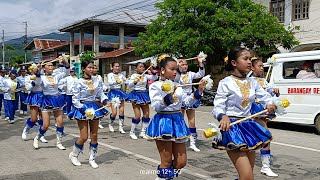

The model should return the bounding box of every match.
[135,62,145,67]
[111,62,119,67]
[159,57,176,69]
[251,57,263,66]
[81,60,94,70]
[225,47,249,71]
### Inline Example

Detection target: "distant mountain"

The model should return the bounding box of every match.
[5,32,137,47]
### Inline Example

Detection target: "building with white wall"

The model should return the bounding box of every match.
[255,0,320,52]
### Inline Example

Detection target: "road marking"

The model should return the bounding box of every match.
[197,128,320,153]
[64,131,210,179]
[13,116,210,179]
[271,142,320,153]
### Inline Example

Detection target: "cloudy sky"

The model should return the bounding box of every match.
[0,0,159,41]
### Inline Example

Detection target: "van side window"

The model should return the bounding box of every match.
[283,60,320,79]
[283,61,302,79]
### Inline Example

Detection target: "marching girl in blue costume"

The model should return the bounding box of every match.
[2,70,20,124]
[212,47,276,180]
[175,57,205,152]
[107,62,128,134]
[127,62,158,140]
[63,68,78,115]
[249,57,280,177]
[146,55,205,180]
[21,64,48,143]
[93,65,107,129]
[32,60,69,150]
[68,59,109,169]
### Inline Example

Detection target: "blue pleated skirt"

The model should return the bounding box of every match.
[126,90,150,104]
[68,101,109,120]
[212,118,273,151]
[182,99,201,109]
[24,92,43,107]
[107,89,128,100]
[41,94,66,110]
[146,112,191,142]
[251,102,276,120]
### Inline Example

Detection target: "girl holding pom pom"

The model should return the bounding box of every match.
[67,60,109,169]
[212,47,276,180]
[176,56,205,152]
[146,55,205,179]
[249,56,280,177]
[21,64,48,143]
[107,62,128,134]
[32,60,69,150]
[126,62,158,140]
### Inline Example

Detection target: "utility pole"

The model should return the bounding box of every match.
[2,30,4,66]
[23,21,27,63]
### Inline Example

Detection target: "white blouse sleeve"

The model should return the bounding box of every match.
[212,79,229,121]
[72,80,84,109]
[190,67,205,80]
[255,81,273,107]
[149,83,170,112]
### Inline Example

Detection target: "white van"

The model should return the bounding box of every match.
[267,50,320,133]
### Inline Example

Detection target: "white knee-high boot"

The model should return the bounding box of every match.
[260,150,278,177]
[89,143,99,169]
[69,142,83,166]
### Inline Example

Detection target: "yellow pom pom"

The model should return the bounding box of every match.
[271,56,276,61]
[116,80,122,84]
[85,110,94,117]
[161,83,172,92]
[157,54,170,63]
[65,55,70,59]
[224,56,229,64]
[280,99,290,108]
[203,128,218,138]
[30,75,36,80]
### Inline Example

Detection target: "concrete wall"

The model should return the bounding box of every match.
[291,1,320,45]
[254,0,320,52]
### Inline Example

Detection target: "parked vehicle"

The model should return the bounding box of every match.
[267,50,320,134]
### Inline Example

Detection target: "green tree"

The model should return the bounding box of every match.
[133,0,299,64]
[9,55,24,68]
[80,51,96,62]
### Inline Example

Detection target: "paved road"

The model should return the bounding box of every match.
[0,103,320,180]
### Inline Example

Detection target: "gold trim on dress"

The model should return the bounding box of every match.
[84,79,95,94]
[233,78,251,108]
[45,75,55,87]
[181,74,189,84]
[255,77,266,89]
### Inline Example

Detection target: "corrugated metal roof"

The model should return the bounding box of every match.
[31,39,69,50]
[25,38,115,50]
[96,48,135,59]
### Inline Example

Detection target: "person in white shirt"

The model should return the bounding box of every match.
[0,67,5,118]
[2,70,20,124]
[32,60,69,150]
[63,68,78,114]
[146,55,205,179]
[93,65,107,129]
[296,62,317,79]
[68,60,109,168]
[175,57,205,152]
[17,67,29,114]
[107,62,128,134]
[126,62,158,140]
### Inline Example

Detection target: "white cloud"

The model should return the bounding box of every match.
[0,0,158,40]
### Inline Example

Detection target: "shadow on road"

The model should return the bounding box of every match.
[268,121,319,135]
